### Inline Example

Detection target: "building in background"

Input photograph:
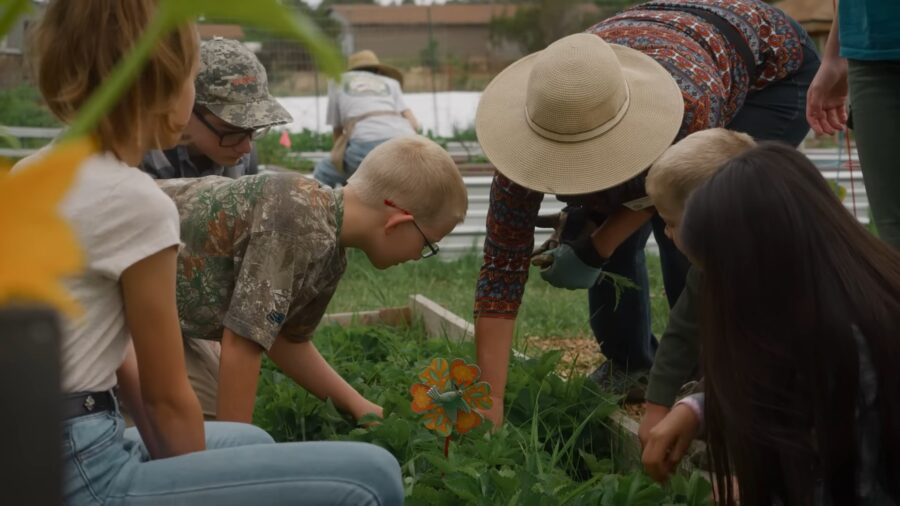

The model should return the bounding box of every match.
[775,0,833,48]
[197,24,246,41]
[328,4,524,73]
[0,11,246,90]
[0,0,47,88]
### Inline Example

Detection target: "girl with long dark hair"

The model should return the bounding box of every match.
[647,143,899,505]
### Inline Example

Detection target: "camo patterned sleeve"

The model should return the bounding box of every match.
[222,230,308,350]
[163,173,347,351]
[222,179,347,350]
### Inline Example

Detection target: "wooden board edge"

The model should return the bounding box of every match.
[408,294,474,342]
[320,306,411,328]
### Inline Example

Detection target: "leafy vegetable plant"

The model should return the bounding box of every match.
[254,323,712,505]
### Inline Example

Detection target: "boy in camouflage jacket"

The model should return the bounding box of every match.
[158,136,468,422]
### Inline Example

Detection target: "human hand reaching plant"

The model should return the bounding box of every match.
[641,403,699,483]
[350,398,383,424]
[638,401,671,448]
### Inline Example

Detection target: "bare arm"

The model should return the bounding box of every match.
[121,246,204,458]
[821,6,841,61]
[401,109,420,132]
[216,327,264,423]
[475,316,516,426]
[806,8,848,135]
[115,342,161,457]
[268,336,381,419]
[591,207,655,259]
[332,127,344,142]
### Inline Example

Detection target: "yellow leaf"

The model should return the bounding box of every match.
[0,139,93,316]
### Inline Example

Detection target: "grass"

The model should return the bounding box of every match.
[326,249,671,342]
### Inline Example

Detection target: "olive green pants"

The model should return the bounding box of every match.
[849,59,900,249]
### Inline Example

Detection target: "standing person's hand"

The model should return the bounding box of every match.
[641,403,700,483]
[806,57,849,135]
[638,401,671,447]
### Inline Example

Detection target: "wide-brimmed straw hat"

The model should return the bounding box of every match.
[476,33,684,195]
[348,50,404,87]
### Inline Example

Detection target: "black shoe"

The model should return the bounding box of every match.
[588,361,648,403]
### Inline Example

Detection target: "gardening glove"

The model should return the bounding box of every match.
[531,212,565,268]
[538,235,606,290]
[531,207,595,268]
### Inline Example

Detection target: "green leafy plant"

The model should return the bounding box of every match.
[253,323,712,505]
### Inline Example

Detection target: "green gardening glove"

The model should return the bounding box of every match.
[538,237,606,290]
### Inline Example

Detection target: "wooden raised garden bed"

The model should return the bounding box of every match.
[319,294,707,476]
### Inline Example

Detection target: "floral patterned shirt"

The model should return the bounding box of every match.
[159,173,346,350]
[475,0,809,319]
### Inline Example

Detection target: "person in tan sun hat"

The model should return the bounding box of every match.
[472,0,821,430]
[313,49,420,188]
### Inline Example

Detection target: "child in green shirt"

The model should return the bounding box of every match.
[638,128,756,444]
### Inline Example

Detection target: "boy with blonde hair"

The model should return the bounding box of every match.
[639,128,755,447]
[158,135,467,422]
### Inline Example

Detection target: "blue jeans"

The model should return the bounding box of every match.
[62,404,403,505]
[313,139,386,188]
[588,42,820,371]
[588,214,690,371]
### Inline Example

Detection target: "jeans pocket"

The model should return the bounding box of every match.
[70,412,121,459]
[66,413,130,503]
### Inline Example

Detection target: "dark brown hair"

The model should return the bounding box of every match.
[682,142,900,505]
[32,0,198,157]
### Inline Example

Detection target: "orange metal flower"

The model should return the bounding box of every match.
[409,358,493,436]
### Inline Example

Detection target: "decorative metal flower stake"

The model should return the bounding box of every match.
[410,358,492,457]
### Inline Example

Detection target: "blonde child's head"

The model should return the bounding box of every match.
[33,0,199,160]
[349,136,467,229]
[646,128,755,248]
[345,135,467,268]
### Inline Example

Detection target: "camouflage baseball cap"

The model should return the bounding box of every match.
[195,37,293,130]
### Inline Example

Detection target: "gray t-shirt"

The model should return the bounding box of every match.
[326,70,415,143]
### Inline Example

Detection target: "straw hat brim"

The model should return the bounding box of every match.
[475,43,684,195]
[350,63,405,88]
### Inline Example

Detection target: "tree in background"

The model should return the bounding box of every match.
[489,0,637,54]
[237,0,344,91]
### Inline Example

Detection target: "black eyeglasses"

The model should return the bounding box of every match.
[384,199,440,258]
[192,107,270,147]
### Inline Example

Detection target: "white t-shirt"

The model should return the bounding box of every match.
[14,150,181,393]
[326,70,416,143]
